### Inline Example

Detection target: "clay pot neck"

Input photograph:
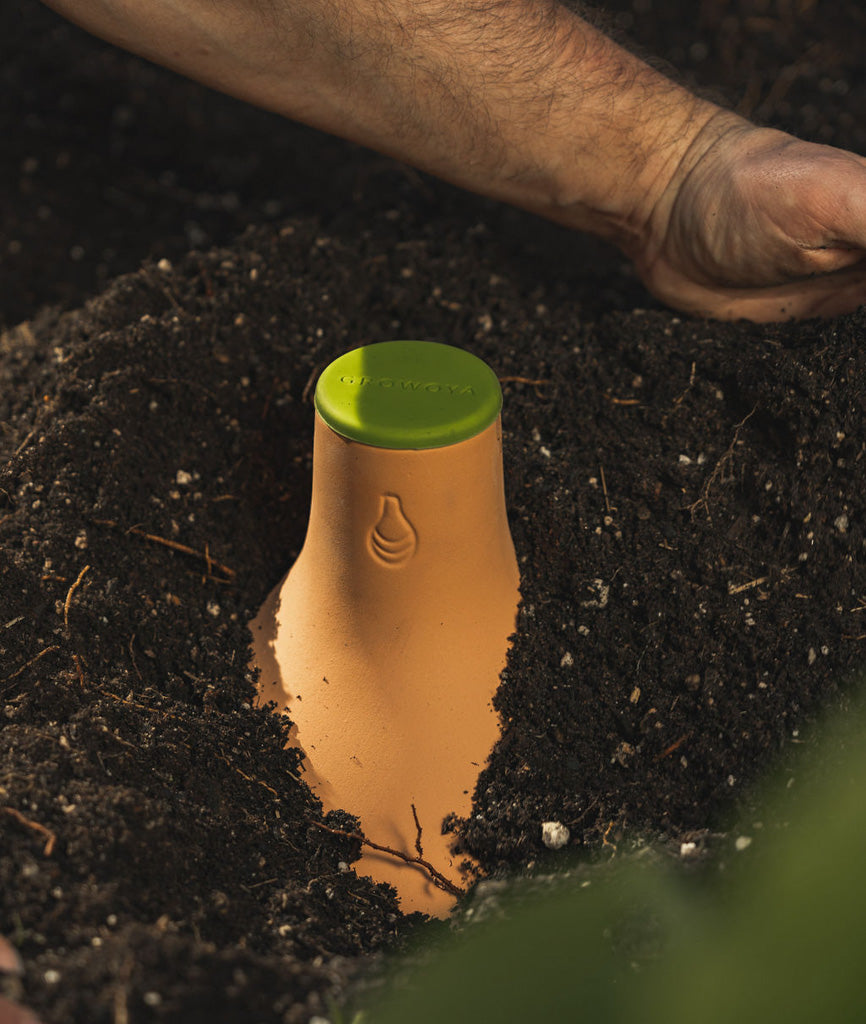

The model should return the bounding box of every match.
[296,413,515,612]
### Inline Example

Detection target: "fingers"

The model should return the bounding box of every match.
[793,245,866,278]
[738,142,866,280]
[650,264,866,322]
[816,150,866,251]
[644,134,866,321]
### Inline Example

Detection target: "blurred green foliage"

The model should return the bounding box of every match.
[363,696,866,1023]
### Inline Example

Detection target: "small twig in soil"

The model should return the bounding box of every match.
[498,376,549,387]
[661,360,696,426]
[498,375,549,399]
[64,565,90,630]
[728,565,798,595]
[241,877,280,891]
[93,519,235,581]
[1,806,56,856]
[566,795,600,828]
[654,733,692,762]
[1,645,61,686]
[100,688,180,724]
[603,393,640,406]
[64,565,90,684]
[728,575,769,595]
[216,753,285,794]
[302,363,327,405]
[601,820,618,852]
[127,635,143,683]
[599,464,616,514]
[312,820,465,898]
[687,406,757,520]
[11,427,36,460]
[411,803,424,858]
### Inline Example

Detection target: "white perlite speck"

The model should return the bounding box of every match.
[735,835,753,852]
[541,821,571,850]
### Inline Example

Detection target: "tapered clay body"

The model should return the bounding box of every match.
[251,342,520,915]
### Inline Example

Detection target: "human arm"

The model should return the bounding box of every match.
[40,0,866,320]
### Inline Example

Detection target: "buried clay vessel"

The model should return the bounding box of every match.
[251,341,520,915]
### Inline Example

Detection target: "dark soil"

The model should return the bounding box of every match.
[2,1,866,1021]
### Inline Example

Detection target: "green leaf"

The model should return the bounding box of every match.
[363,696,866,1023]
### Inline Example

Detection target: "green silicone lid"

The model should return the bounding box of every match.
[314,341,502,450]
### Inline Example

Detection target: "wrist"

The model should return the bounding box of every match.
[532,24,743,257]
[632,106,756,267]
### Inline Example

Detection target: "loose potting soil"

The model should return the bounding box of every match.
[2,1,866,1021]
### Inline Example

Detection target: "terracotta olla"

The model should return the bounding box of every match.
[251,341,520,915]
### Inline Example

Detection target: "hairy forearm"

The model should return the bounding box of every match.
[42,0,733,252]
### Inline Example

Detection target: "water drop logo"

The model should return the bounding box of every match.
[369,494,417,567]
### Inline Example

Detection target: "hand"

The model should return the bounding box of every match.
[636,114,866,321]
